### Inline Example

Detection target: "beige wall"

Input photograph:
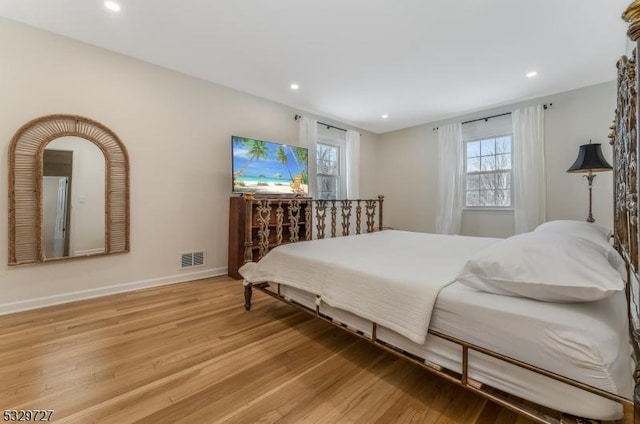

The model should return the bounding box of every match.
[0,18,378,310]
[0,16,615,310]
[378,81,616,237]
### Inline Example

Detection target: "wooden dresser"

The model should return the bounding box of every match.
[228,195,312,279]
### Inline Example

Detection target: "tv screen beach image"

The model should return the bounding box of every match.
[232,136,309,195]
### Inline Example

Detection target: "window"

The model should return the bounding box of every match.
[316,125,346,200]
[465,136,512,207]
[317,143,340,200]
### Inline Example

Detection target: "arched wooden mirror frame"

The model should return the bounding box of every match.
[8,114,130,265]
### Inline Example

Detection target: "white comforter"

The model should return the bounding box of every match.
[239,230,499,344]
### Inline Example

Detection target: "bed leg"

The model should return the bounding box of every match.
[244,283,253,311]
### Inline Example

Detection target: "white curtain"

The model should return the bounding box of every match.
[436,123,464,234]
[299,116,318,198]
[512,105,546,234]
[345,129,360,199]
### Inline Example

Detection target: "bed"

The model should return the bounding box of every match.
[237,3,640,422]
[241,229,633,422]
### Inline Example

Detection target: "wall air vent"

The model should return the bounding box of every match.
[193,251,204,267]
[180,251,206,269]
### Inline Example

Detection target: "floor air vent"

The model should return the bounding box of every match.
[180,251,205,269]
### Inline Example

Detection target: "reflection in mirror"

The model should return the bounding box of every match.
[43,137,105,259]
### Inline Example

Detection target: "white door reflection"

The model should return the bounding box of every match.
[43,176,69,258]
[43,137,106,259]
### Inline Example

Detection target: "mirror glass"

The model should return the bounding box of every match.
[42,136,105,259]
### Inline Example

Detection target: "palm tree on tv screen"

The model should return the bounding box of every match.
[276,145,294,182]
[290,146,309,184]
[247,140,268,161]
[236,139,269,177]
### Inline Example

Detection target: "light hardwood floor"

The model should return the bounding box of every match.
[0,276,535,423]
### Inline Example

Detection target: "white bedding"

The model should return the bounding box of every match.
[239,230,634,419]
[240,230,500,343]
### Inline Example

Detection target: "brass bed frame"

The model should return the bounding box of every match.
[241,193,633,423]
[241,3,640,422]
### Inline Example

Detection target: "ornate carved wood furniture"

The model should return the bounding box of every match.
[228,195,310,279]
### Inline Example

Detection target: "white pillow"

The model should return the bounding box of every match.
[456,231,624,302]
[534,220,626,279]
[534,220,611,248]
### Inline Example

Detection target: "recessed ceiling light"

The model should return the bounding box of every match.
[104,1,121,12]
[290,83,299,91]
[381,114,389,119]
[526,71,538,78]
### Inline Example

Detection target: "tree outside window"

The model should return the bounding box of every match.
[465,136,512,207]
[317,143,339,200]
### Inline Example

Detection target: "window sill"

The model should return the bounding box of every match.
[463,208,514,213]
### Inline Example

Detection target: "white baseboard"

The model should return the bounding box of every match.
[0,266,228,316]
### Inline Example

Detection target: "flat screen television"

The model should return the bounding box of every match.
[232,136,309,196]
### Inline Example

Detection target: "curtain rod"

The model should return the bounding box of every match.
[295,114,347,132]
[432,103,553,131]
[461,111,512,126]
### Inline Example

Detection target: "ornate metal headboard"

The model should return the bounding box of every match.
[617,2,640,421]
[612,52,638,275]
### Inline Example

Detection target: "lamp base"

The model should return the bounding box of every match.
[586,173,596,223]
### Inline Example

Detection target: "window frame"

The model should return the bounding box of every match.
[316,138,346,200]
[463,133,514,210]
[315,122,348,201]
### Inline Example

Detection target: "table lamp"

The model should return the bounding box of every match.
[566,141,612,223]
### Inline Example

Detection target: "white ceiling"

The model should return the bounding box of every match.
[0,0,631,134]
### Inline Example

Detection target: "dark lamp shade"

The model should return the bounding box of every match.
[566,143,612,173]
